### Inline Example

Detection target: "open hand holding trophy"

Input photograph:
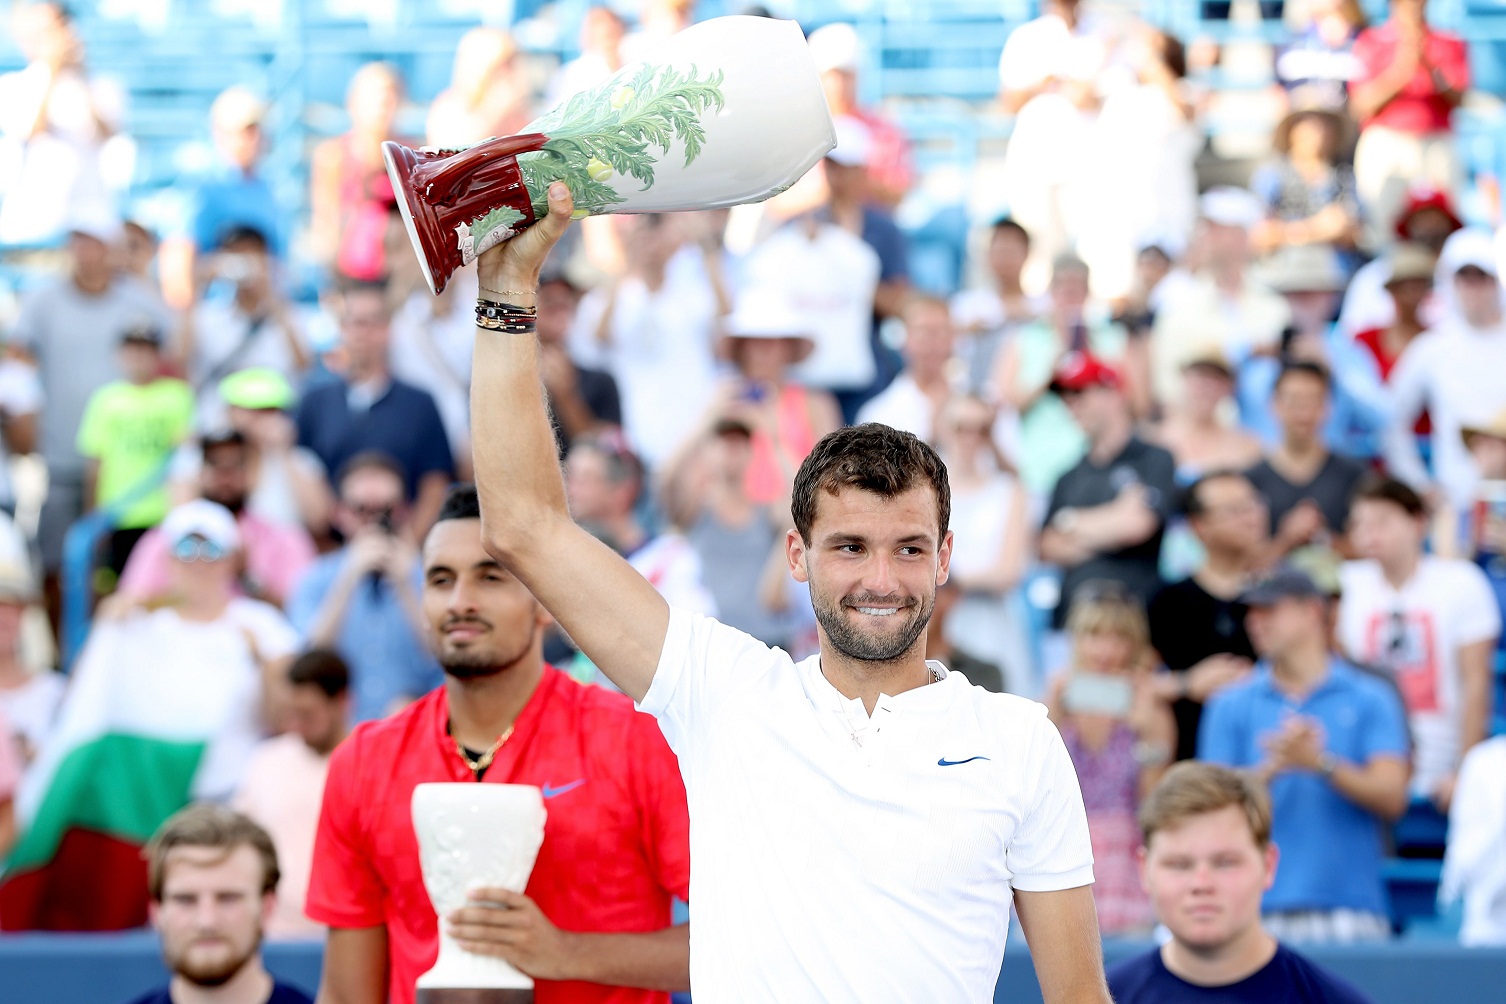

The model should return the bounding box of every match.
[412,783,548,1003]
[384,15,836,295]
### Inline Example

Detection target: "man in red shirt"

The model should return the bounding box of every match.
[306,485,691,1004]
[1351,0,1470,245]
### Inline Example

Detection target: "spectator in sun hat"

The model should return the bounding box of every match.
[120,427,317,609]
[1352,242,1438,392]
[701,293,839,507]
[169,368,334,536]
[1338,184,1461,339]
[1239,245,1389,462]
[1386,228,1506,509]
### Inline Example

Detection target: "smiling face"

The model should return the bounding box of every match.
[422,517,548,679]
[152,845,271,987]
[788,485,952,664]
[1141,805,1278,952]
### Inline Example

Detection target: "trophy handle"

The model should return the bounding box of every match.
[415,133,550,207]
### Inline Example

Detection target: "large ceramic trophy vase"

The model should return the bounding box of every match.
[385,15,836,294]
[412,783,547,1003]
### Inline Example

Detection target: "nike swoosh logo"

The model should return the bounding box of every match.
[937,756,990,766]
[541,780,586,799]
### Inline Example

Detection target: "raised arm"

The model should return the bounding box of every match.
[471,183,670,703]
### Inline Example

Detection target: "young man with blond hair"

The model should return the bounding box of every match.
[1109,762,1373,1003]
[128,804,312,1004]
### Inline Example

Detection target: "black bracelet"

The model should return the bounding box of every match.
[476,300,537,320]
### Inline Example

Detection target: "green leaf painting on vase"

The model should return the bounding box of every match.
[518,63,726,219]
[456,204,527,265]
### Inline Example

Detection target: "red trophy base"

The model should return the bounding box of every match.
[416,990,534,1004]
[383,134,548,296]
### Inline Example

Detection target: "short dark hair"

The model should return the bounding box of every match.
[336,450,407,494]
[990,216,1030,249]
[288,649,350,698]
[1273,358,1331,394]
[436,483,481,523]
[200,429,248,459]
[145,804,280,902]
[1352,474,1427,517]
[216,225,270,253]
[569,432,644,489]
[1184,469,1253,518]
[791,424,950,545]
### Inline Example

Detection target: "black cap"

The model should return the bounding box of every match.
[1239,566,1324,607]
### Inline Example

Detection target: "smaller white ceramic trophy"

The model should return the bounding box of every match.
[413,783,547,1003]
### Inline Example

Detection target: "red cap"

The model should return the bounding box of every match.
[1395,185,1463,240]
[1050,350,1122,393]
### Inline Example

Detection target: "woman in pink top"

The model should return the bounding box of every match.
[310,62,410,281]
[711,303,841,505]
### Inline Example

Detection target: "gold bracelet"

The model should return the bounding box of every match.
[479,286,537,304]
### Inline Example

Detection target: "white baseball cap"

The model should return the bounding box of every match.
[65,204,124,245]
[160,499,242,553]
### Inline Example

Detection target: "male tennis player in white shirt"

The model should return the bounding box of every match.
[460,182,1109,1003]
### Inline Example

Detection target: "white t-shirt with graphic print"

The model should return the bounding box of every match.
[1338,556,1501,794]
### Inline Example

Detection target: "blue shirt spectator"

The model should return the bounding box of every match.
[1239,330,1389,461]
[295,283,455,533]
[1199,658,1409,918]
[1110,942,1372,1003]
[189,166,286,258]
[295,378,453,501]
[285,453,443,723]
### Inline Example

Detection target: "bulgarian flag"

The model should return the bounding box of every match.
[1,610,265,930]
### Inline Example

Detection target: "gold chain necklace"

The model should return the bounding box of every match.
[453,725,515,774]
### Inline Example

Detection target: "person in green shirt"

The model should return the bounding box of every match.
[77,324,195,581]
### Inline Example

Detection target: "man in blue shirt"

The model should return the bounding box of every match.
[1109,761,1374,1003]
[286,452,442,723]
[295,282,454,535]
[1199,566,1410,943]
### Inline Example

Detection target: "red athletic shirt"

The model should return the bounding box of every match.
[1353,23,1469,134]
[306,667,691,1004]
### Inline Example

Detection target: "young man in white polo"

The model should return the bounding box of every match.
[462,183,1108,1002]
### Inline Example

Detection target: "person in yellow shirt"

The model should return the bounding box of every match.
[77,324,194,584]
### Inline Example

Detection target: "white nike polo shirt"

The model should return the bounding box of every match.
[638,608,1095,1003]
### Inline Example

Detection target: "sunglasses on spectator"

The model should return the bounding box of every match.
[173,537,226,563]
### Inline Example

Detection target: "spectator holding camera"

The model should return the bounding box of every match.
[286,453,441,723]
[181,225,310,430]
[1046,586,1174,936]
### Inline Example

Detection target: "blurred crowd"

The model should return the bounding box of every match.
[0,0,1504,960]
